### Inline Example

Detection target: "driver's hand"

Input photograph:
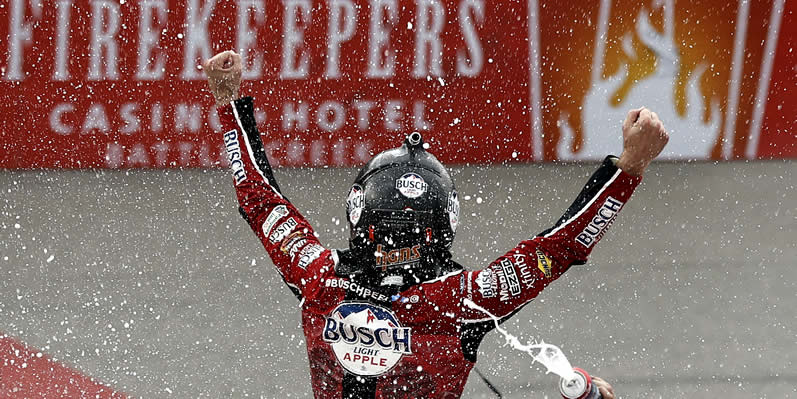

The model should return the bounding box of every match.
[616,107,669,176]
[592,376,615,399]
[202,50,243,108]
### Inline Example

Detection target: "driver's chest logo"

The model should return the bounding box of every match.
[322,302,412,376]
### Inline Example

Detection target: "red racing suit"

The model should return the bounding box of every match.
[216,97,642,398]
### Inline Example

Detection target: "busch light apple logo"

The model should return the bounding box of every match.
[323,302,412,376]
[346,184,365,226]
[395,173,427,198]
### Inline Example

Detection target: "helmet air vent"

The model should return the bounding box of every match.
[406,132,423,147]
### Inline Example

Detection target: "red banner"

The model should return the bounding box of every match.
[0,0,793,169]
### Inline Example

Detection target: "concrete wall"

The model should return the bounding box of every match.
[1,160,795,398]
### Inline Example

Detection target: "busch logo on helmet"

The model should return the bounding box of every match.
[395,173,428,198]
[447,191,460,233]
[323,302,412,376]
[346,184,365,226]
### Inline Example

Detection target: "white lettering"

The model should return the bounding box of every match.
[151,103,163,132]
[88,0,121,81]
[283,102,309,131]
[182,0,215,80]
[286,140,305,164]
[280,0,311,79]
[456,0,485,77]
[353,100,376,130]
[412,0,445,78]
[128,144,151,166]
[236,0,266,79]
[50,104,75,135]
[6,0,41,81]
[325,0,357,79]
[575,197,624,247]
[175,103,202,132]
[309,139,325,165]
[105,143,123,168]
[385,100,403,131]
[136,0,168,80]
[366,0,398,78]
[153,141,169,166]
[354,141,372,163]
[81,104,111,134]
[413,100,431,130]
[316,101,346,131]
[332,139,346,165]
[208,107,223,131]
[120,103,140,134]
[178,142,194,164]
[54,0,73,81]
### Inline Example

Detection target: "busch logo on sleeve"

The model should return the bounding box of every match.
[223,130,246,184]
[475,268,497,298]
[297,244,324,269]
[269,217,298,244]
[262,205,290,236]
[395,173,428,198]
[322,303,412,376]
[346,184,365,226]
[576,196,624,247]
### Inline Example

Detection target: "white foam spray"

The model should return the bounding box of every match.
[463,299,578,382]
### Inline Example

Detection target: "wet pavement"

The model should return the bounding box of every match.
[1,160,795,398]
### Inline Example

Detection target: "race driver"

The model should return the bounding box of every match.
[203,50,668,399]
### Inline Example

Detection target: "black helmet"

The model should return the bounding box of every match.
[343,132,461,289]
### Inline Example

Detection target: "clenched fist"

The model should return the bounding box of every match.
[616,107,669,176]
[203,50,243,108]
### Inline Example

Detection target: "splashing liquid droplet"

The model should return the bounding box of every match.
[463,299,577,381]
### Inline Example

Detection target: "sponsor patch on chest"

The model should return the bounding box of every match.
[322,302,411,376]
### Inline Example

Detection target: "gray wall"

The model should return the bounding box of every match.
[1,160,795,398]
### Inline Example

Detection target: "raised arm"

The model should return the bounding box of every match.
[461,108,669,321]
[204,51,333,301]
